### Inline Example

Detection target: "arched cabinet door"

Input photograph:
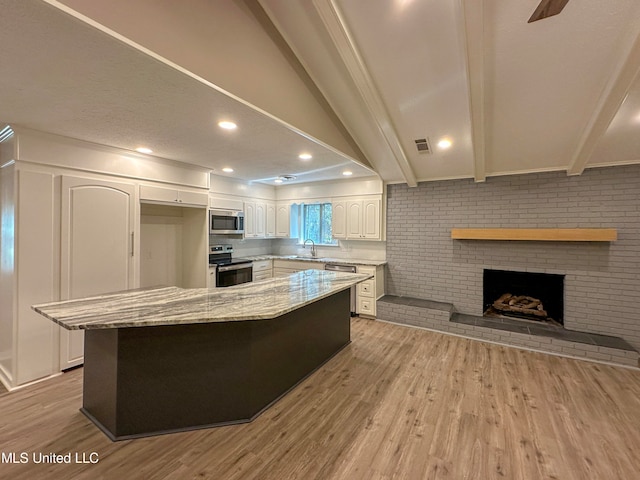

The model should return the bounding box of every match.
[59,175,136,370]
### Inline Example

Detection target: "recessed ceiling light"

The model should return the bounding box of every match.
[222,167,234,173]
[298,153,312,160]
[135,147,153,154]
[437,138,452,149]
[218,121,237,130]
[342,170,353,176]
[274,178,284,184]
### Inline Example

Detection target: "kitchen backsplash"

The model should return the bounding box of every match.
[210,235,386,260]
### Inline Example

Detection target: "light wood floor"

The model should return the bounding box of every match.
[2,317,640,480]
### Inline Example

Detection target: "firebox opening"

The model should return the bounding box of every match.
[483,269,565,326]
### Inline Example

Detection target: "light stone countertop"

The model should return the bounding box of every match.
[245,254,387,267]
[32,270,372,330]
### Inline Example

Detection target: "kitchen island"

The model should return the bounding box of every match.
[33,270,371,441]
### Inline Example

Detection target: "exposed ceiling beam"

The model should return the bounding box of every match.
[460,0,486,182]
[567,25,640,176]
[312,0,418,187]
[528,0,571,24]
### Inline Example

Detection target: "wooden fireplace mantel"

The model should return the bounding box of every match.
[451,228,618,242]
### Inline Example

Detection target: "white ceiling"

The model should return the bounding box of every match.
[3,0,640,187]
[261,0,640,184]
[0,0,375,185]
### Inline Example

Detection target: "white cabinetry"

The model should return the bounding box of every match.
[244,200,270,238]
[0,167,59,389]
[276,203,291,237]
[355,264,385,317]
[273,260,325,277]
[332,197,382,240]
[244,201,256,237]
[252,260,273,281]
[60,175,136,370]
[332,201,347,239]
[140,185,208,207]
[255,202,266,237]
[266,203,276,237]
[208,266,217,288]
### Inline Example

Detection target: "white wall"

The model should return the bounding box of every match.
[0,161,15,384]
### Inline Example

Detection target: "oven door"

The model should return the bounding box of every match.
[216,263,253,287]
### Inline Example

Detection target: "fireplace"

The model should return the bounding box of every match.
[483,269,565,325]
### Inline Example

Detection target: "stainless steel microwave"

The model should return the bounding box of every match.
[209,209,244,235]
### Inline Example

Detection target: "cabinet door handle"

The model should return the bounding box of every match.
[130,232,134,257]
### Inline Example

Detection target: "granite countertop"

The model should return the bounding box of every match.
[245,254,387,267]
[32,270,372,330]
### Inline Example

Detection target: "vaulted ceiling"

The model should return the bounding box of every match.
[3,0,640,187]
[260,0,640,185]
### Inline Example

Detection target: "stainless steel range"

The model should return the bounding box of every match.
[209,245,253,287]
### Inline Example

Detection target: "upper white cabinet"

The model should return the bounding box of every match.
[244,200,268,238]
[140,185,208,207]
[266,202,276,237]
[276,203,291,238]
[332,201,347,239]
[332,196,382,241]
[60,175,137,370]
[244,201,256,237]
[244,200,292,239]
[255,202,266,237]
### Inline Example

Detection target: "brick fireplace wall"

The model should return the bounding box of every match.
[385,165,640,351]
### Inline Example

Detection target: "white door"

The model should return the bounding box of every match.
[255,202,266,238]
[331,201,347,239]
[244,201,256,238]
[60,176,136,370]
[266,203,276,237]
[275,204,290,238]
[346,201,363,239]
[362,198,381,239]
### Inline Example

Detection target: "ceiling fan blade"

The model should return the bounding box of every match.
[528,0,570,23]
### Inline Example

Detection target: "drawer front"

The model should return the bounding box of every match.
[273,260,325,270]
[357,265,376,275]
[254,271,272,281]
[358,280,375,297]
[253,260,272,272]
[273,267,299,277]
[357,298,375,317]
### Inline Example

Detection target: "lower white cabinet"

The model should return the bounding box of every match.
[208,266,216,288]
[272,260,325,277]
[355,264,385,317]
[252,260,273,281]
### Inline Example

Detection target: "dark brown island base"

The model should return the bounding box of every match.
[32,270,371,441]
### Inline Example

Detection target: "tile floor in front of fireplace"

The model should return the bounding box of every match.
[451,312,636,351]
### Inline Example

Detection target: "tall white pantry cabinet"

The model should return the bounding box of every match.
[0,128,210,390]
[59,176,137,370]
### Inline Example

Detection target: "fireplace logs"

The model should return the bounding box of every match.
[492,293,548,318]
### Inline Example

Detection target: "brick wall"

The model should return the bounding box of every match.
[385,165,640,350]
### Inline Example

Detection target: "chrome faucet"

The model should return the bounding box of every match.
[303,239,317,258]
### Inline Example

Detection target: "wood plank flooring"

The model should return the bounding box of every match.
[2,317,640,479]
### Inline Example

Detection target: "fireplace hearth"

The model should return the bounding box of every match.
[483,269,564,325]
